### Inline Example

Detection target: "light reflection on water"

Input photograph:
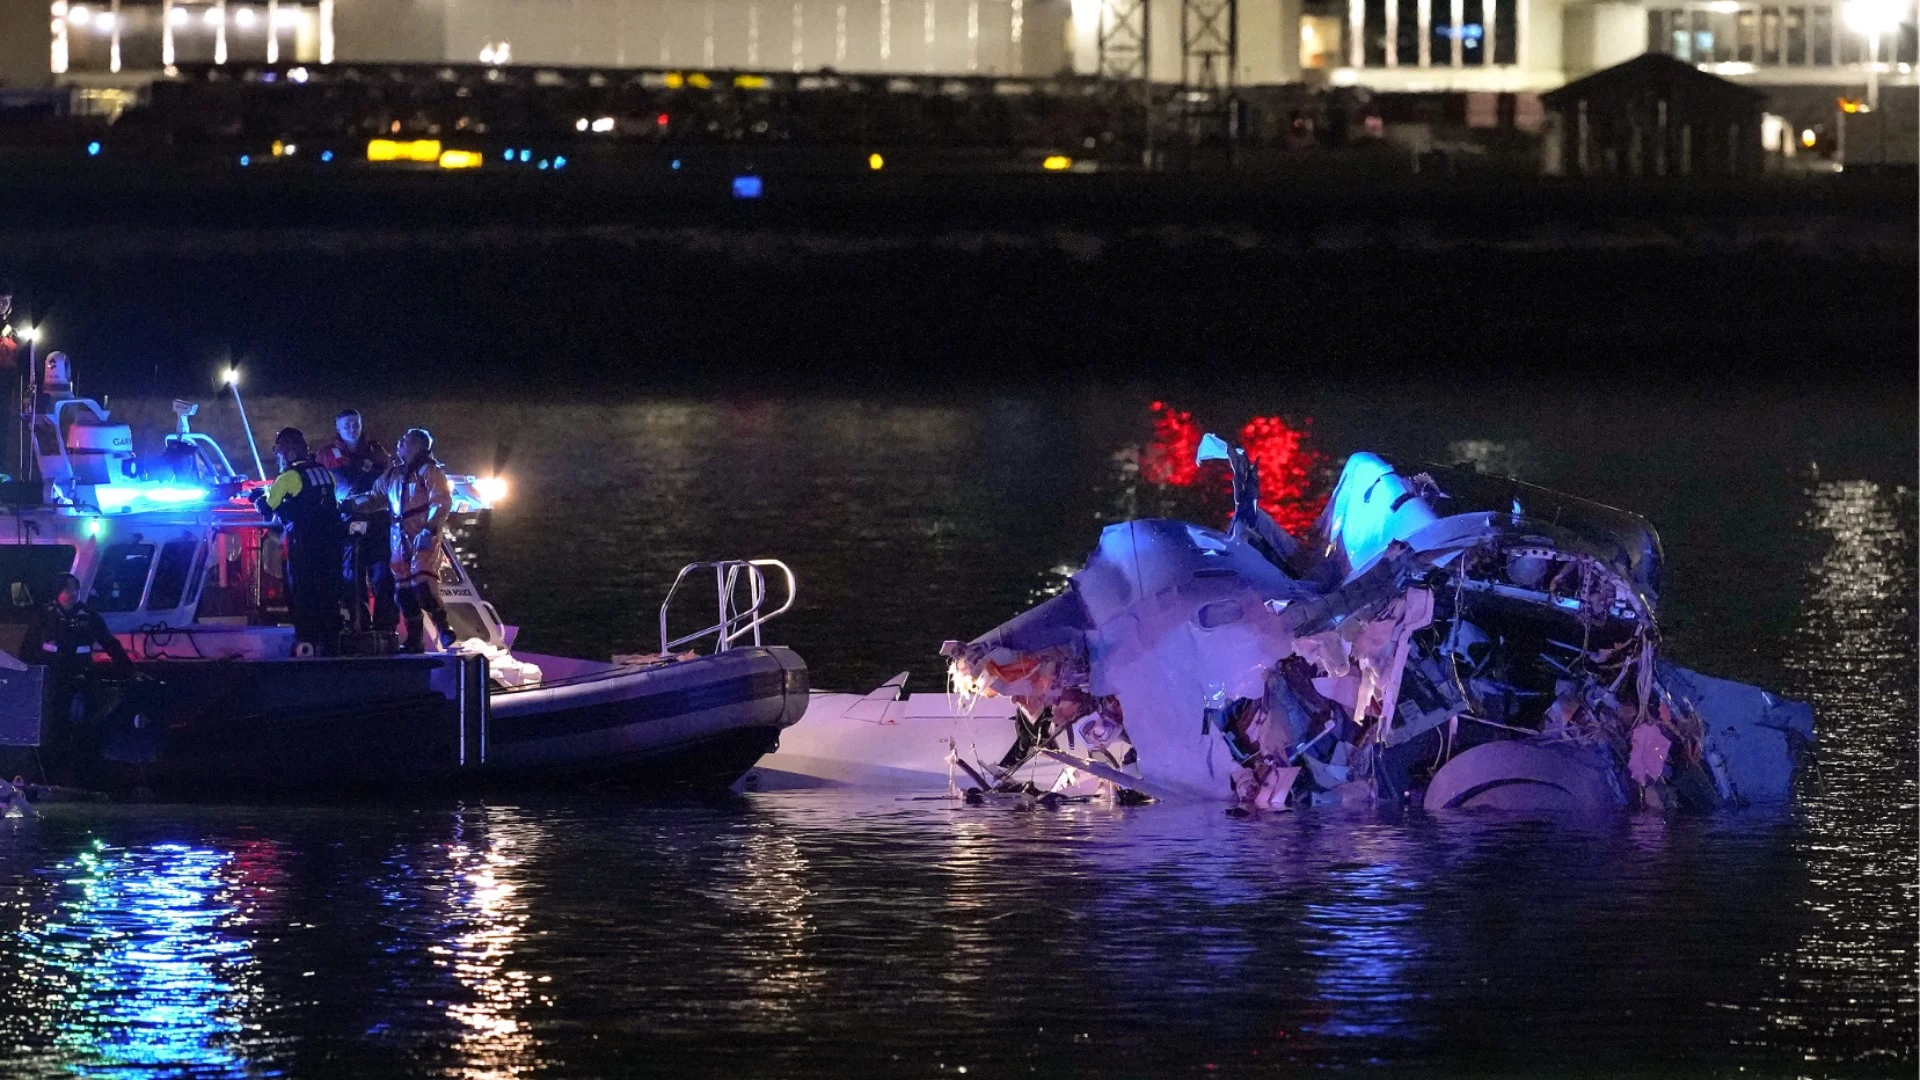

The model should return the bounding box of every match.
[1768,477,1920,1064]
[11,842,264,1079]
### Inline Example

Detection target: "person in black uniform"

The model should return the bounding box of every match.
[250,427,346,656]
[22,572,136,777]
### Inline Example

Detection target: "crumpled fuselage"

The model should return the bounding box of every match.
[944,448,1813,811]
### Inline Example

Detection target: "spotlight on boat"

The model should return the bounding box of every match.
[16,326,37,343]
[475,476,509,504]
[223,367,239,386]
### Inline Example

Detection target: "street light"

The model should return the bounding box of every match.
[1844,0,1908,110]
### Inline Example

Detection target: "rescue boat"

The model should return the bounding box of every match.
[0,357,808,797]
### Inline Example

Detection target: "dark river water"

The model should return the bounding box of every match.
[0,373,1909,1078]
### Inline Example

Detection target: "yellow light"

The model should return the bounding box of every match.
[271,139,285,157]
[438,149,483,170]
[475,476,509,504]
[367,138,444,163]
[1042,154,1072,171]
[868,152,884,171]
[664,71,685,89]
[688,72,712,89]
[1800,127,1818,148]
[733,74,769,88]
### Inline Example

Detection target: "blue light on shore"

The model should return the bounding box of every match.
[238,155,250,167]
[671,159,682,170]
[553,156,567,169]
[733,175,763,199]
[538,159,550,170]
[86,141,101,157]
[518,149,531,162]
[320,150,334,162]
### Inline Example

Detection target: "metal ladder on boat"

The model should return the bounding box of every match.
[658,559,797,655]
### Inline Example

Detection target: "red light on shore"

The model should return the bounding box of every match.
[657,113,670,125]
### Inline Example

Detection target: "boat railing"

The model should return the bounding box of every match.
[659,559,797,655]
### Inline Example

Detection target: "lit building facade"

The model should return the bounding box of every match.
[9,0,1914,111]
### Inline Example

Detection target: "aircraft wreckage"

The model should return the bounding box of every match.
[937,438,1814,813]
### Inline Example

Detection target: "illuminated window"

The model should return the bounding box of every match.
[1786,6,1806,63]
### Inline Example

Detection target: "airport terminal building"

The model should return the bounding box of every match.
[4,0,1912,119]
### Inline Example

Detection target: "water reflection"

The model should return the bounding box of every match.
[364,807,547,1080]
[1297,848,1430,1043]
[438,809,543,1080]
[703,820,821,1023]
[16,842,264,1078]
[1769,477,1920,1065]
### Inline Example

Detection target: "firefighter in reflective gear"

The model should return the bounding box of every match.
[22,572,136,778]
[376,427,455,653]
[251,427,345,655]
[316,408,396,636]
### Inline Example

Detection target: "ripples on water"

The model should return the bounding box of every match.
[0,382,1907,1077]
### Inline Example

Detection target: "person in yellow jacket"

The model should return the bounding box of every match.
[375,428,455,653]
[249,428,345,655]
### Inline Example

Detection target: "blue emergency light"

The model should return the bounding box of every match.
[732,175,763,199]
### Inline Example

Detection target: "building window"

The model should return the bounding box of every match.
[1431,0,1455,61]
[1689,10,1712,57]
[1737,8,1757,60]
[1396,0,1421,63]
[1811,6,1832,63]
[1760,7,1781,63]
[1785,7,1806,63]
[1364,0,1388,66]
[1461,0,1485,63]
[1493,0,1516,62]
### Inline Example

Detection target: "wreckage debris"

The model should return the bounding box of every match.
[943,436,1814,815]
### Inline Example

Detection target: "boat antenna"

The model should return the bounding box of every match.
[224,366,266,480]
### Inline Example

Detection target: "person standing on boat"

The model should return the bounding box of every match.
[317,408,396,637]
[377,428,456,654]
[23,572,136,775]
[251,427,346,656]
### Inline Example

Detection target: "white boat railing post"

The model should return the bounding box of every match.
[659,558,797,655]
